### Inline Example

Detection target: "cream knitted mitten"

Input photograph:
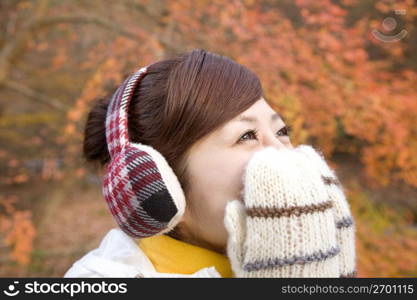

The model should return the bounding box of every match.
[294,145,356,277]
[224,144,355,277]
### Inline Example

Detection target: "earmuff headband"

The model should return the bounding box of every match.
[105,66,150,158]
[102,64,186,238]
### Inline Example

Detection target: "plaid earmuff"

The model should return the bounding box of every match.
[102,65,186,238]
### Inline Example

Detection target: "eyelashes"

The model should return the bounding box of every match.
[237,125,292,144]
[277,125,292,137]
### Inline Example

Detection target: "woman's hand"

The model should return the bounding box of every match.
[224,144,356,277]
[295,145,356,277]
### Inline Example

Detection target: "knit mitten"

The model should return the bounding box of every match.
[224,145,340,277]
[294,145,356,277]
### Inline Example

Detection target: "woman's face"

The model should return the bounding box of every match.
[180,98,294,254]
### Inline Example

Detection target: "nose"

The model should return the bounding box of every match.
[262,131,294,150]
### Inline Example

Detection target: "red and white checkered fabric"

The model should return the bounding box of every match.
[102,65,186,238]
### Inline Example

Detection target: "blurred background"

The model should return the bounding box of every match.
[0,0,416,277]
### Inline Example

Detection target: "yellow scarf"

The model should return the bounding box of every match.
[137,234,233,278]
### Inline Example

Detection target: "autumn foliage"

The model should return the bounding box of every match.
[0,0,416,276]
[0,195,36,267]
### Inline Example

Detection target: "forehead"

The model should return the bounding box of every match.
[216,99,284,135]
[188,99,286,153]
[231,97,283,121]
[235,97,283,120]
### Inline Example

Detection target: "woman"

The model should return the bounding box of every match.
[64,48,356,278]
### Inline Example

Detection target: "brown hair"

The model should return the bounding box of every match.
[83,48,263,239]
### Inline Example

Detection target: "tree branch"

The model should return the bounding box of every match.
[34,14,184,55]
[0,0,50,85]
[4,80,69,112]
[33,15,139,40]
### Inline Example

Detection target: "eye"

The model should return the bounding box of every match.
[237,129,259,144]
[276,125,292,137]
[237,126,292,144]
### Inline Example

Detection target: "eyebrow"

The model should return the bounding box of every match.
[235,112,283,123]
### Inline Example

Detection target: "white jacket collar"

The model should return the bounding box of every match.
[64,228,222,278]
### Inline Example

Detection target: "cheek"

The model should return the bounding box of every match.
[186,148,254,237]
[185,145,255,249]
[188,149,248,208]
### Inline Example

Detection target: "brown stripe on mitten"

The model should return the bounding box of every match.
[225,146,341,277]
[295,145,357,278]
